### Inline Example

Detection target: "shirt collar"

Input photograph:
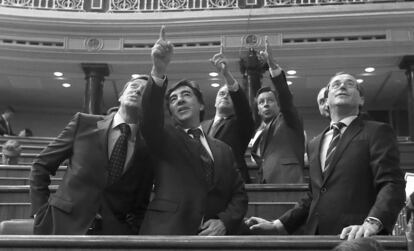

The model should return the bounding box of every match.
[330,115,358,128]
[184,125,206,138]
[112,112,138,138]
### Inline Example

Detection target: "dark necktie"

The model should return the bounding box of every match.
[323,122,345,172]
[208,117,224,137]
[108,123,130,185]
[188,128,214,187]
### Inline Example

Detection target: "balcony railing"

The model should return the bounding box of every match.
[0,0,400,12]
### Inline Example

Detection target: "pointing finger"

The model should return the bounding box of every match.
[220,36,224,54]
[159,25,166,41]
[264,35,269,51]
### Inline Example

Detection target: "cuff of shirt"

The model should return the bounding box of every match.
[151,74,166,86]
[227,80,239,92]
[269,67,282,78]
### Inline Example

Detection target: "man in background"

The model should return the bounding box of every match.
[250,37,305,184]
[201,46,254,183]
[0,106,15,136]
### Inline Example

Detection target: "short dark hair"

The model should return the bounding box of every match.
[256,86,277,100]
[119,75,149,98]
[166,79,205,121]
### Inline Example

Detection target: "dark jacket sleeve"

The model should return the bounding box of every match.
[229,87,254,146]
[29,112,79,216]
[367,122,406,233]
[270,72,303,132]
[141,77,168,155]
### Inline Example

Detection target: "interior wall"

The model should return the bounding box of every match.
[11,109,77,137]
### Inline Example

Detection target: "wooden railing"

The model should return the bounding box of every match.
[0,235,407,250]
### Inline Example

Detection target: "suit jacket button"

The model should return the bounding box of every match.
[321,187,327,193]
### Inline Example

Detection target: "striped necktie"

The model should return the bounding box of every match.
[323,122,345,172]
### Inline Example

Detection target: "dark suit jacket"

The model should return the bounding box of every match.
[201,88,254,183]
[279,117,406,235]
[251,72,305,183]
[139,78,248,235]
[30,112,154,235]
[0,115,13,135]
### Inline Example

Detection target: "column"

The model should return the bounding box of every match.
[239,48,267,124]
[399,56,414,141]
[81,63,109,115]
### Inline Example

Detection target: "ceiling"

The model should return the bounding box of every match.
[0,3,413,120]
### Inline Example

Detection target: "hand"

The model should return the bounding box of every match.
[340,222,380,240]
[209,44,228,74]
[198,219,226,236]
[259,36,279,71]
[245,217,281,235]
[151,25,174,78]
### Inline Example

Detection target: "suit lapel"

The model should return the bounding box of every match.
[322,118,363,183]
[259,117,277,156]
[206,136,221,188]
[310,131,326,187]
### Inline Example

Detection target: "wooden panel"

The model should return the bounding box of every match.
[0,235,406,251]
[0,185,58,203]
[0,165,66,178]
[0,177,61,186]
[247,202,297,219]
[0,203,31,221]
[246,184,308,202]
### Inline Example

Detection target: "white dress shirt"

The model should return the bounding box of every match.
[319,115,357,170]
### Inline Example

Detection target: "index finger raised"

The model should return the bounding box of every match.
[159,25,166,40]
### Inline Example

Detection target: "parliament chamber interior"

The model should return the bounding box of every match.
[0,0,414,249]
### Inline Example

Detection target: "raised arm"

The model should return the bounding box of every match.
[141,26,173,153]
[209,44,254,141]
[259,36,302,131]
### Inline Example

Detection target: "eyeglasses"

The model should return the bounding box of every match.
[329,79,357,90]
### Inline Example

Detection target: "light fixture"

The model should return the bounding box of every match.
[54,72,63,77]
[131,74,141,78]
[287,70,296,75]
[287,81,293,85]
[62,83,71,88]
[364,67,375,73]
[209,72,219,77]
[211,83,220,88]
[356,79,364,84]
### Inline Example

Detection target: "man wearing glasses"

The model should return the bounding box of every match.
[246,72,405,240]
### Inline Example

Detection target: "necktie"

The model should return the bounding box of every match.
[323,122,345,172]
[108,123,130,185]
[208,117,224,137]
[188,128,214,187]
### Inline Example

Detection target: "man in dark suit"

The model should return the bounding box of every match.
[201,48,254,183]
[139,27,248,235]
[246,72,406,240]
[250,37,305,184]
[30,75,154,235]
[0,106,15,136]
